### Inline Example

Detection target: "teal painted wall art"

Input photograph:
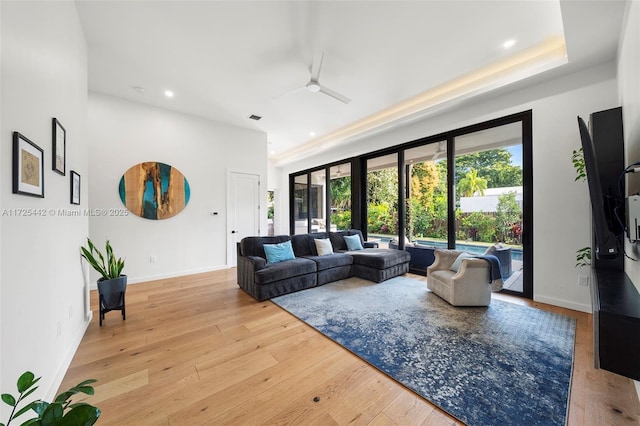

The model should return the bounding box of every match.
[119,162,190,220]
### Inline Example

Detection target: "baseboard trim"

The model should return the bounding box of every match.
[90,265,228,289]
[45,312,92,401]
[534,295,592,313]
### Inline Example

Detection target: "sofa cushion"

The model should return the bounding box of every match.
[241,235,291,258]
[344,234,364,251]
[291,232,329,257]
[254,257,317,285]
[330,229,365,251]
[314,238,334,256]
[349,248,410,269]
[302,252,353,271]
[263,240,296,264]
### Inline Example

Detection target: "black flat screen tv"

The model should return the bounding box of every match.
[577,116,619,259]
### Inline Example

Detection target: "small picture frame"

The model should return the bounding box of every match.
[52,117,66,176]
[70,170,81,205]
[13,132,45,198]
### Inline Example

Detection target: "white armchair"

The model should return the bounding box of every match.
[427,249,494,307]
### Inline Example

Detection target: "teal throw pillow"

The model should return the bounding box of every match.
[344,234,364,251]
[450,252,474,272]
[263,240,295,264]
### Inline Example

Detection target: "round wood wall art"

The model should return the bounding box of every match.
[118,162,191,220]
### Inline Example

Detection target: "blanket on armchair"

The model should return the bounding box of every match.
[473,254,504,291]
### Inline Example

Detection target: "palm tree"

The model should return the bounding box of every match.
[458,168,488,197]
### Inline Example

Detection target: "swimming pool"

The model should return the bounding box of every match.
[370,235,523,261]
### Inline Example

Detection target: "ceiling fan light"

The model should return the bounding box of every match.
[307,82,321,92]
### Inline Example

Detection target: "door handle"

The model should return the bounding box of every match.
[231,230,236,234]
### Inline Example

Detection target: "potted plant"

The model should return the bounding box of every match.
[1,370,100,425]
[81,238,126,326]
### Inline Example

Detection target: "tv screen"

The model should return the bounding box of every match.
[577,116,619,259]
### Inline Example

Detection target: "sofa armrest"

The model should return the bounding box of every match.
[241,255,266,271]
[364,241,379,248]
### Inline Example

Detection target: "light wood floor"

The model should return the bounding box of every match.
[60,269,640,425]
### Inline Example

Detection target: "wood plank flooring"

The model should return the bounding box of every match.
[59,269,640,425]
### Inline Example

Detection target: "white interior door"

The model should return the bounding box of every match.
[228,172,260,267]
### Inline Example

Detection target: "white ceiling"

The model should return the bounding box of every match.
[75,0,627,166]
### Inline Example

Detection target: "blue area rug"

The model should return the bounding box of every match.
[272,276,576,426]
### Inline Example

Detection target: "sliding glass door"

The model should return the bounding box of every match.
[289,111,532,298]
[453,121,526,295]
[404,142,448,247]
[366,153,398,248]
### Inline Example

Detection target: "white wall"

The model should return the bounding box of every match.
[620,0,640,294]
[277,62,619,313]
[87,94,267,284]
[0,0,89,408]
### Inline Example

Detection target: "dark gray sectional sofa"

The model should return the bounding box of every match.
[237,229,411,301]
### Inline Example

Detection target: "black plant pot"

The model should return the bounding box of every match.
[97,275,127,326]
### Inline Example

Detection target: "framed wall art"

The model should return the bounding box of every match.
[13,131,45,198]
[119,161,191,220]
[52,117,66,175]
[70,170,81,205]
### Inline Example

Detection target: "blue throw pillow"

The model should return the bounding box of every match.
[344,234,364,251]
[263,240,295,264]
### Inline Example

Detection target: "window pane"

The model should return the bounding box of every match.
[310,170,326,232]
[329,163,351,231]
[454,122,523,292]
[366,153,398,248]
[293,174,308,234]
[404,142,448,247]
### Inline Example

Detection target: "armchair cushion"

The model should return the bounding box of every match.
[450,252,474,272]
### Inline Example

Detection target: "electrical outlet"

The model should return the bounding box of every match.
[578,275,589,287]
[150,255,157,263]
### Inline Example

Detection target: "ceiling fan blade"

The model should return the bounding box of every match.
[310,51,325,81]
[273,84,307,100]
[318,83,351,104]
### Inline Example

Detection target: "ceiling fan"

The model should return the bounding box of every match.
[278,52,351,104]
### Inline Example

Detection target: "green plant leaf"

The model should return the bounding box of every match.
[54,391,73,403]
[74,380,97,388]
[74,386,95,396]
[32,401,48,416]
[17,372,37,393]
[1,393,16,406]
[61,404,100,426]
[20,386,39,402]
[40,402,64,425]
[14,400,39,418]
[20,420,41,426]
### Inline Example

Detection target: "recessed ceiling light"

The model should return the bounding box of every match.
[131,86,146,94]
[309,131,316,137]
[503,39,517,49]
[164,90,174,98]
